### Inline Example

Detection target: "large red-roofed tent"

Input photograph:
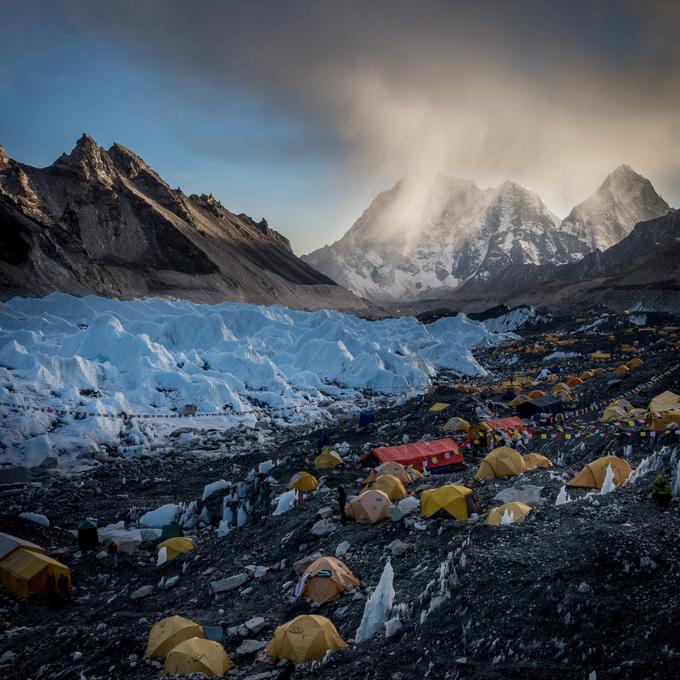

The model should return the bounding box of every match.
[361,437,465,472]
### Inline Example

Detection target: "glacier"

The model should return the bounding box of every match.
[0,293,500,468]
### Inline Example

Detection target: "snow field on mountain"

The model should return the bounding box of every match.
[0,294,500,468]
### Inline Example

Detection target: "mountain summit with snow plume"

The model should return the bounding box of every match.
[303,167,669,301]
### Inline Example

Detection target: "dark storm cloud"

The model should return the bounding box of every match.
[66,0,680,210]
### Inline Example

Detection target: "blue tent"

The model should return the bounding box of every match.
[359,410,375,428]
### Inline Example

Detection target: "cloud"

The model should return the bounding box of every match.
[65,0,679,213]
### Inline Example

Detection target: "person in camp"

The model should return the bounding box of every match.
[58,573,71,602]
[46,574,65,610]
[107,540,119,569]
[652,475,672,507]
[338,487,347,524]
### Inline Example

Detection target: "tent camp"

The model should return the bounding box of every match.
[364,461,421,485]
[358,410,375,428]
[314,449,343,469]
[526,389,545,400]
[266,615,347,664]
[566,376,584,387]
[363,474,408,501]
[428,402,450,413]
[157,537,194,561]
[0,547,71,598]
[523,453,553,469]
[613,364,630,375]
[345,490,391,524]
[421,485,480,520]
[626,357,644,369]
[299,556,359,604]
[485,502,532,525]
[568,456,632,489]
[361,438,464,473]
[475,447,527,480]
[164,637,233,677]
[288,471,318,492]
[146,616,204,658]
[516,395,563,419]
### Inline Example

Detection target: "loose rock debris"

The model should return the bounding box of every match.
[1,309,680,679]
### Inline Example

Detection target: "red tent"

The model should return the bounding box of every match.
[361,437,465,472]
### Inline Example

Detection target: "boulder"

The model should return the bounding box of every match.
[235,639,267,656]
[211,574,249,594]
[131,585,154,600]
[245,616,266,634]
[335,541,350,558]
[310,518,337,537]
[493,484,545,507]
[388,539,409,557]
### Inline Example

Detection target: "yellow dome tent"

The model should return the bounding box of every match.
[443,416,470,432]
[345,490,391,524]
[0,547,71,599]
[363,474,408,501]
[508,395,529,408]
[146,616,204,658]
[428,402,450,413]
[566,376,583,387]
[613,364,629,375]
[314,450,344,469]
[164,638,233,677]
[591,352,611,361]
[485,502,532,525]
[522,453,553,469]
[288,471,318,492]
[550,383,571,396]
[568,456,632,489]
[611,399,633,412]
[648,391,680,414]
[266,615,347,664]
[547,373,559,382]
[475,447,527,480]
[579,370,594,380]
[300,556,360,604]
[602,406,628,422]
[363,462,421,485]
[157,537,194,561]
[527,389,545,400]
[626,357,644,369]
[420,484,479,520]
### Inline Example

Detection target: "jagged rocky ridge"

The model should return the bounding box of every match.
[0,135,368,311]
[303,166,669,301]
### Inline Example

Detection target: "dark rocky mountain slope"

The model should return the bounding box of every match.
[0,135,368,311]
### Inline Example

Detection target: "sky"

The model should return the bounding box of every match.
[1,1,679,254]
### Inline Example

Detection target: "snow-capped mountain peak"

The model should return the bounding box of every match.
[303,167,670,301]
[559,164,669,251]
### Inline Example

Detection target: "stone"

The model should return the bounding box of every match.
[235,639,267,656]
[310,518,337,537]
[0,466,31,485]
[388,539,409,556]
[131,585,154,600]
[245,616,266,634]
[240,587,254,596]
[493,484,545,507]
[293,553,322,576]
[163,576,179,590]
[211,574,249,594]
[245,564,268,579]
[335,540,350,558]
[317,506,334,519]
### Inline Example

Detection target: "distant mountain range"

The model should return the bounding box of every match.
[303,165,670,300]
[385,209,680,315]
[0,134,368,311]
